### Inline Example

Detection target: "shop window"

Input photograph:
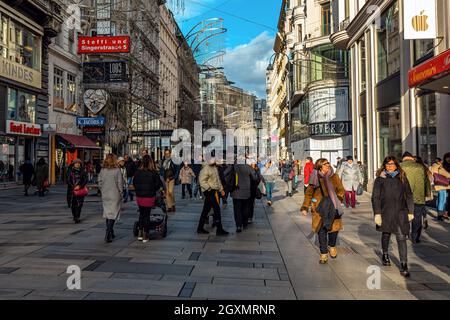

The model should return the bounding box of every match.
[417,94,437,165]
[376,1,400,83]
[7,88,36,123]
[378,105,402,163]
[0,136,16,182]
[0,15,7,58]
[53,67,65,109]
[414,39,434,63]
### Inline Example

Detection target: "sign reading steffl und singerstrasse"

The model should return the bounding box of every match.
[78,36,130,54]
[309,121,351,137]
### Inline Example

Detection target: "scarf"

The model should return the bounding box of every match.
[309,167,343,215]
[384,169,399,178]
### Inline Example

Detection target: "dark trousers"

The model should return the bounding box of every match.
[222,191,229,205]
[411,204,427,242]
[182,184,192,198]
[382,228,408,264]
[248,197,256,220]
[138,206,152,233]
[71,198,82,219]
[318,227,338,254]
[198,190,222,229]
[233,198,250,228]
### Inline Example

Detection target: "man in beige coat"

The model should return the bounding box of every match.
[197,158,229,236]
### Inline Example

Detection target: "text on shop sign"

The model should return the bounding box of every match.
[6,120,41,137]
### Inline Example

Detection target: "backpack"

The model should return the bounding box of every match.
[225,165,239,192]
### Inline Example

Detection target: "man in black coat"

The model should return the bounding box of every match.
[20,159,34,196]
[124,154,137,201]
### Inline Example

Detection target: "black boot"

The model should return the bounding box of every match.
[197,227,209,234]
[400,263,410,277]
[382,253,391,266]
[105,220,113,243]
[216,223,229,236]
[110,219,116,239]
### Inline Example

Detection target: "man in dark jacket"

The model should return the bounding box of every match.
[400,152,431,244]
[124,154,137,201]
[229,158,258,232]
[192,156,203,199]
[20,159,34,196]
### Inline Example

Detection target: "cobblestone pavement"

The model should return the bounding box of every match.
[0,182,449,300]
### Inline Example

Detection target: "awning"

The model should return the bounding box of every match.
[408,48,450,94]
[57,134,101,149]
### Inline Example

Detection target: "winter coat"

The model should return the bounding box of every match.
[301,173,345,233]
[20,162,34,185]
[250,167,263,198]
[133,169,164,198]
[124,159,137,178]
[231,164,258,200]
[160,158,176,181]
[119,167,127,187]
[35,163,48,189]
[430,163,450,191]
[67,167,88,208]
[337,162,363,191]
[281,162,293,182]
[199,164,224,193]
[371,171,414,234]
[303,162,314,185]
[400,160,431,204]
[262,164,279,183]
[180,166,195,184]
[98,168,123,220]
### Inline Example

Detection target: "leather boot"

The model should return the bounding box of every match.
[382,253,391,266]
[400,263,410,277]
[216,223,229,236]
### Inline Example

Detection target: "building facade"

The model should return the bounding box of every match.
[267,0,351,163]
[331,0,450,190]
[0,0,63,184]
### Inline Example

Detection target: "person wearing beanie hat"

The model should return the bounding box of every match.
[337,155,363,208]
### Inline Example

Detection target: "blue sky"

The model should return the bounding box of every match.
[169,0,282,98]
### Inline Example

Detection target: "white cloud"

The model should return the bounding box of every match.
[222,32,274,99]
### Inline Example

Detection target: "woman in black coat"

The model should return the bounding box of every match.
[133,155,164,243]
[371,156,414,277]
[20,159,34,196]
[67,159,88,224]
[35,158,49,197]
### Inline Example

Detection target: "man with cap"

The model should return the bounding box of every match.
[400,151,431,243]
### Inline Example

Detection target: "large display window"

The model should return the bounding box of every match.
[7,88,36,123]
[378,105,402,163]
[417,93,437,165]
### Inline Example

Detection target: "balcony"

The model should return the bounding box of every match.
[329,18,350,50]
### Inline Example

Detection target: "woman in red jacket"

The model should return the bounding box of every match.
[303,157,314,194]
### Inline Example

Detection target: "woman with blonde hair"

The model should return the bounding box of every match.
[301,158,345,264]
[98,154,124,243]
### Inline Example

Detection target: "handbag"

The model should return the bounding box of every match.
[43,179,50,188]
[73,186,89,197]
[288,170,295,181]
[433,172,449,187]
[316,180,337,231]
[356,184,364,196]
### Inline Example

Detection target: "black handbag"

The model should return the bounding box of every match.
[316,179,337,231]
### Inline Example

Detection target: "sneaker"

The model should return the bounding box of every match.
[328,247,338,259]
[382,253,391,266]
[400,263,410,277]
[138,230,144,241]
[142,233,150,243]
[319,254,328,264]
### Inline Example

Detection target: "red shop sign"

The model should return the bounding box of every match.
[409,48,450,88]
[6,120,42,137]
[78,36,130,54]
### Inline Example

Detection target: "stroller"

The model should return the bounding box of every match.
[133,192,168,238]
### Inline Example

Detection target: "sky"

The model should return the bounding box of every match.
[169,0,282,99]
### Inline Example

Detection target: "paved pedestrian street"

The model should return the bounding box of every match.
[0,183,449,300]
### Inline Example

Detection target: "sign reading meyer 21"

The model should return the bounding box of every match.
[76,117,106,127]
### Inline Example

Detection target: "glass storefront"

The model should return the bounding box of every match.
[378,105,402,162]
[376,1,400,82]
[417,93,437,165]
[0,136,16,182]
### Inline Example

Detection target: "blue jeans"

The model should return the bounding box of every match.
[438,190,447,211]
[124,177,134,201]
[266,182,275,202]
